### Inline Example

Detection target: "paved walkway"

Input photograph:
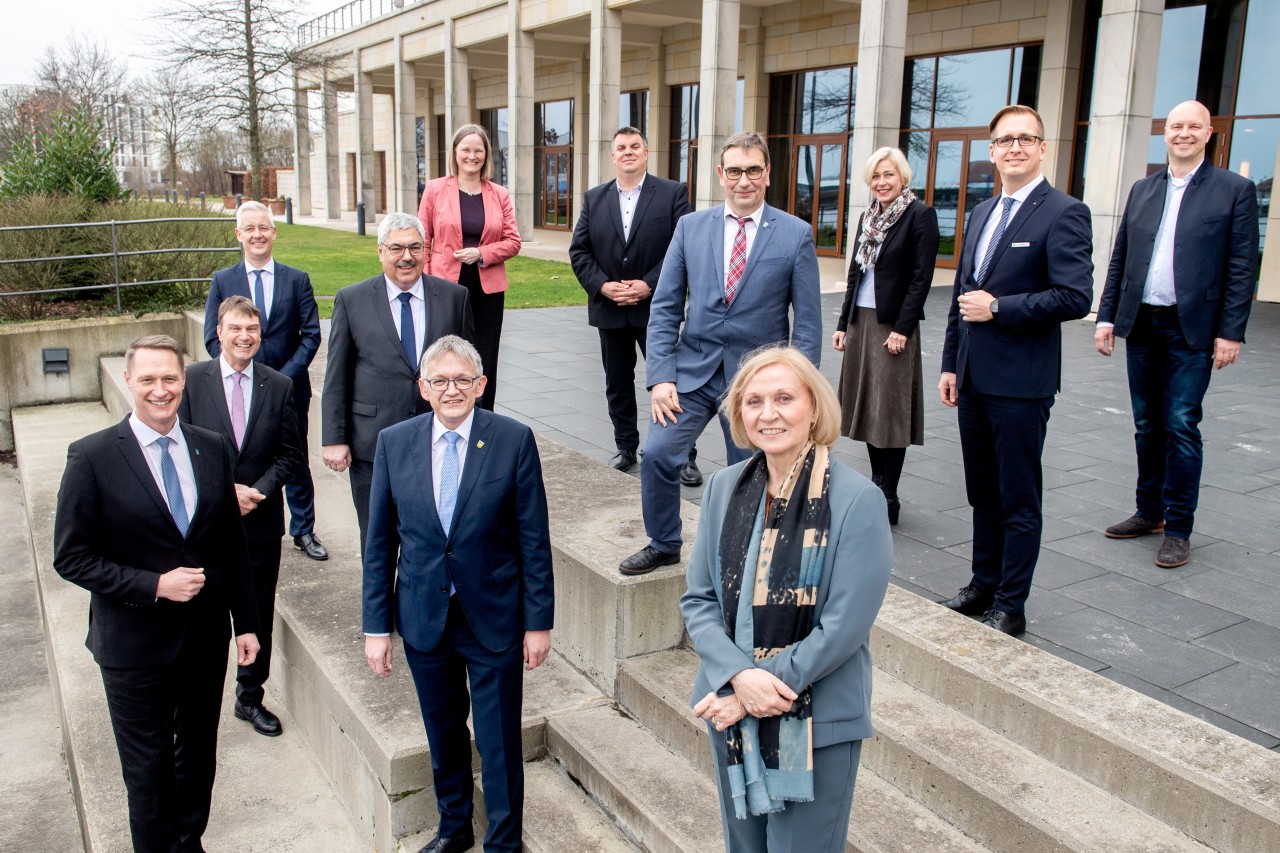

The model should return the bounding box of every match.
[467,287,1280,751]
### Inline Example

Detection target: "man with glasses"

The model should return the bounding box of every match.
[618,130,822,576]
[938,105,1094,636]
[322,212,474,548]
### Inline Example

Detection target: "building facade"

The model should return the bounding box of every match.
[292,0,1280,300]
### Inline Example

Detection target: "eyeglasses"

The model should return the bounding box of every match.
[722,166,766,180]
[424,376,479,391]
[382,243,425,256]
[238,225,275,234]
[991,135,1043,149]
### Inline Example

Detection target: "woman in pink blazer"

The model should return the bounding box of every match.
[418,123,522,410]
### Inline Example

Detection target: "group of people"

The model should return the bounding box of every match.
[50,96,1257,853]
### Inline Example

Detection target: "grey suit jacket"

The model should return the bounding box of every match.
[680,457,892,747]
[321,273,473,463]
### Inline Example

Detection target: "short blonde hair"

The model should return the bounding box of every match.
[448,123,493,180]
[721,346,841,452]
[862,147,912,187]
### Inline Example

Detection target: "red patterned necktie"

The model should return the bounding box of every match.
[725,215,750,305]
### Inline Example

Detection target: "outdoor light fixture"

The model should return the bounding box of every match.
[42,348,70,375]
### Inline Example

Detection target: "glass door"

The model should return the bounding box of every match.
[537,146,572,229]
[927,131,1000,268]
[791,135,848,256]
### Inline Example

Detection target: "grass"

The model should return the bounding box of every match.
[272,223,585,319]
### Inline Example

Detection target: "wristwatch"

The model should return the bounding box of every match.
[989,298,999,315]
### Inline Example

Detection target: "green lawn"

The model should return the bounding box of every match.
[272,223,585,319]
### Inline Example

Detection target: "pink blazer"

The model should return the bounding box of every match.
[417,176,522,294]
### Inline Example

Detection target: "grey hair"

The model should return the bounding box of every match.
[377,212,425,244]
[420,334,484,377]
[235,200,275,227]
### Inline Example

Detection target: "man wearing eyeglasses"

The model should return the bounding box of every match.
[363,335,553,853]
[938,105,1094,637]
[322,211,474,549]
[619,130,822,576]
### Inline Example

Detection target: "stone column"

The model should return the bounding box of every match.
[695,0,740,210]
[848,0,907,255]
[574,57,590,223]
[508,0,536,237]
[322,80,341,219]
[354,49,377,222]
[394,35,418,215]
[293,75,313,216]
[417,82,433,181]
[1083,0,1163,310]
[1038,0,1089,187]
[1257,142,1280,302]
[587,0,621,188]
[444,21,470,144]
[647,44,669,177]
[740,21,767,133]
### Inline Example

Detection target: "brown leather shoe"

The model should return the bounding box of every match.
[1104,515,1165,539]
[1155,535,1191,568]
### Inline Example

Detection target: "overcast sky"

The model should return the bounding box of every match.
[2,0,341,86]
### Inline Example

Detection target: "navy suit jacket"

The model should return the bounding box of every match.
[647,203,823,392]
[362,409,554,654]
[204,261,321,401]
[941,179,1094,398]
[1097,163,1258,350]
[569,174,691,329]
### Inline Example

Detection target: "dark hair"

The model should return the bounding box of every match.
[612,126,647,145]
[216,295,260,326]
[988,105,1045,138]
[720,131,770,168]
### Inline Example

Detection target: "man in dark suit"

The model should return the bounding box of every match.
[1095,100,1259,569]
[322,211,474,549]
[618,131,823,576]
[203,201,327,561]
[938,105,1094,636]
[180,296,304,737]
[363,335,554,853]
[569,127,698,476]
[54,335,260,853]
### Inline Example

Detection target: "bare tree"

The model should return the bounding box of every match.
[141,67,212,189]
[35,33,131,122]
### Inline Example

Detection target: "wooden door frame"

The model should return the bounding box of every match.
[926,129,1000,269]
[787,133,849,257]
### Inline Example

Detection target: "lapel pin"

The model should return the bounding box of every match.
[762,221,769,229]
[194,447,201,456]
[476,440,485,449]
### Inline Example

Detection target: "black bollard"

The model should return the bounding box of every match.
[235,193,243,208]
[285,197,293,224]
[199,191,206,207]
[357,201,366,236]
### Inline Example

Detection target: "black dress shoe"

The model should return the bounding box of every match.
[939,585,992,616]
[234,701,283,737]
[294,533,329,561]
[609,449,638,471]
[419,831,475,853]
[680,457,703,487]
[619,545,680,576]
[981,609,1027,637]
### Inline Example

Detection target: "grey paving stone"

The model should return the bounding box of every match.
[1043,532,1213,585]
[511,375,577,394]
[1020,634,1109,673]
[887,576,942,602]
[1174,663,1280,740]
[890,507,974,550]
[889,535,973,582]
[1057,574,1246,641]
[1098,668,1280,750]
[892,473,969,512]
[1041,489,1111,520]
[1188,541,1280,588]
[536,413,618,449]
[1161,570,1280,630]
[1185,505,1280,552]
[503,395,580,418]
[1192,619,1280,678]
[1024,586,1092,622]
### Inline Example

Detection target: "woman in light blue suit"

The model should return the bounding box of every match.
[680,345,892,852]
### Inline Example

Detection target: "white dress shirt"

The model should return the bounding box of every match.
[1142,162,1200,307]
[855,248,880,309]
[245,259,275,321]
[384,276,427,366]
[971,174,1045,274]
[218,355,254,421]
[129,413,198,519]
[431,410,474,512]
[722,205,765,289]
[617,175,646,242]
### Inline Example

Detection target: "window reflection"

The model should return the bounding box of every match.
[620,91,648,139]
[1152,5,1205,118]
[1230,118,1278,255]
[1234,1,1280,116]
[935,50,1014,128]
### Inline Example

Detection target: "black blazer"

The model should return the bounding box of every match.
[569,174,692,329]
[321,274,474,463]
[178,359,304,542]
[837,200,940,337]
[204,261,322,401]
[53,418,260,668]
[1097,163,1258,350]
[941,179,1094,399]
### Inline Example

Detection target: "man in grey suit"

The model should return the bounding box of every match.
[619,131,823,575]
[322,211,474,549]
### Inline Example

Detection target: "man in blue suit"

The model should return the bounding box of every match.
[362,335,554,853]
[939,105,1094,636]
[204,201,327,561]
[619,130,823,575]
[1095,100,1258,569]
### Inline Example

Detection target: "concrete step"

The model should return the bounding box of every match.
[547,704,724,853]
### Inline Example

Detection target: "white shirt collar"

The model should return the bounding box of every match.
[1167,160,1203,185]
[246,258,275,276]
[617,174,646,195]
[724,204,765,225]
[432,410,476,445]
[385,276,424,302]
[218,354,254,381]
[129,412,184,448]
[1001,174,1045,205]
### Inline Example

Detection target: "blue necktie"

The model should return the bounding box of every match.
[156,436,190,537]
[975,197,1016,286]
[438,431,462,537]
[252,268,266,321]
[398,291,417,368]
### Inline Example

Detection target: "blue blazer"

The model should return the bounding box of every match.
[941,180,1094,398]
[204,261,322,400]
[362,408,554,654]
[647,203,823,392]
[1097,163,1258,350]
[680,458,892,747]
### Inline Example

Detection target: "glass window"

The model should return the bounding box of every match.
[1153,5,1207,119]
[480,108,509,187]
[620,90,649,138]
[798,66,852,133]
[1011,45,1041,107]
[1235,0,1280,116]
[735,79,745,132]
[904,58,936,129]
[536,100,573,146]
[935,49,1016,128]
[901,131,930,194]
[669,84,699,188]
[1229,117,1278,256]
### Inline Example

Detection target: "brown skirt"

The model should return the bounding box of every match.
[837,307,924,448]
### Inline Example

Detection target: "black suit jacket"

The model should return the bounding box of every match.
[178,359,304,542]
[1097,163,1258,350]
[204,261,322,401]
[53,418,260,669]
[569,174,692,329]
[321,273,474,463]
[837,200,940,337]
[941,179,1094,398]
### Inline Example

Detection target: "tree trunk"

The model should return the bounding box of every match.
[244,0,264,200]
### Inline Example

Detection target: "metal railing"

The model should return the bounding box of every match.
[299,0,418,44]
[0,217,240,313]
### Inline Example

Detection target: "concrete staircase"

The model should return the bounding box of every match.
[13,349,1280,852]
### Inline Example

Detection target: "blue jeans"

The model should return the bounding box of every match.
[1125,307,1213,539]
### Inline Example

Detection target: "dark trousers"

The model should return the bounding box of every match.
[957,383,1053,616]
[460,276,505,412]
[403,598,525,853]
[99,630,228,853]
[285,393,316,538]
[599,325,646,452]
[349,456,374,553]
[235,539,282,706]
[1125,306,1213,539]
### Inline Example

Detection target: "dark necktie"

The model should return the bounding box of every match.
[726,215,750,304]
[252,269,266,321]
[398,291,416,367]
[156,436,190,537]
[975,197,1015,286]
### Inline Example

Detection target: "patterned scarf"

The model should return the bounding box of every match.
[853,188,916,271]
[717,442,831,818]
